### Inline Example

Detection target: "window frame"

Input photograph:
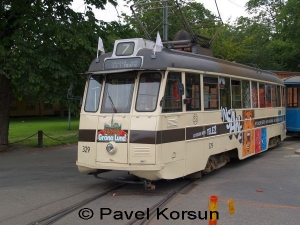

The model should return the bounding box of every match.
[135,72,162,112]
[100,73,136,113]
[185,73,201,111]
[84,75,103,113]
[203,75,219,110]
[162,72,183,113]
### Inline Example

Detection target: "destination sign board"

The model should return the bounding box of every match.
[104,57,142,70]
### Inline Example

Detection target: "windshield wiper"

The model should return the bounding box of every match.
[107,91,117,113]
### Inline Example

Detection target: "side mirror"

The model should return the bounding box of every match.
[160,97,164,107]
[177,83,184,96]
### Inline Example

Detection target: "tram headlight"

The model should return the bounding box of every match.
[106,142,117,155]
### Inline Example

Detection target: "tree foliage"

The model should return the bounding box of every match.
[212,0,300,71]
[238,0,299,71]
[0,0,123,102]
[123,0,218,42]
[277,0,300,70]
[0,0,136,146]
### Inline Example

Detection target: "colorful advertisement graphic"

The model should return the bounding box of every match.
[255,129,261,153]
[261,127,267,151]
[243,110,255,156]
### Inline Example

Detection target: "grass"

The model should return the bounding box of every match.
[9,117,79,147]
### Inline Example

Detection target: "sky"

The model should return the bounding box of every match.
[71,0,250,23]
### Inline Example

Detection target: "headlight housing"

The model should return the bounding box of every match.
[106,142,117,155]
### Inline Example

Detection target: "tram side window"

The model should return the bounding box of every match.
[185,73,200,111]
[259,83,266,108]
[276,86,281,107]
[252,81,258,108]
[265,85,271,107]
[136,72,161,112]
[162,72,182,113]
[204,76,219,110]
[231,80,241,108]
[84,76,103,112]
[219,77,231,109]
[287,87,298,107]
[242,80,251,108]
[271,85,277,107]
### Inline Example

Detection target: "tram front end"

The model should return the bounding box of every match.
[76,38,168,181]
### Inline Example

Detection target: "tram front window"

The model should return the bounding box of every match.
[136,72,161,112]
[84,76,103,112]
[101,73,136,113]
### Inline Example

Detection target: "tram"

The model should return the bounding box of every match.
[76,37,286,184]
[283,76,300,135]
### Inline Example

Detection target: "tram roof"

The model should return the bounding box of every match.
[88,48,283,85]
[282,76,300,85]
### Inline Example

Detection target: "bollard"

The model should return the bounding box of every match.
[38,130,43,148]
[209,195,218,225]
[228,198,235,215]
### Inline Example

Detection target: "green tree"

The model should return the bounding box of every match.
[276,0,300,70]
[0,0,123,148]
[242,0,300,71]
[246,0,285,34]
[211,23,250,62]
[217,16,273,68]
[123,0,217,42]
[212,0,292,70]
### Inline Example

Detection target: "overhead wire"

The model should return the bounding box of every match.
[228,0,244,9]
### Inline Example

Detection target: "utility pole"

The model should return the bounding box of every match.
[163,0,168,41]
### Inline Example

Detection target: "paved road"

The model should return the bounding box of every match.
[0,144,130,225]
[149,137,300,225]
[0,137,299,225]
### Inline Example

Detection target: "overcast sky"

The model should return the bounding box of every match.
[71,0,250,23]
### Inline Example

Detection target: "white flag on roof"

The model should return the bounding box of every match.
[98,37,105,53]
[153,32,163,54]
[97,37,105,58]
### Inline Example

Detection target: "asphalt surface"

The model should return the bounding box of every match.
[0,137,299,225]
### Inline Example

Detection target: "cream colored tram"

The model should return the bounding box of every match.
[76,38,286,182]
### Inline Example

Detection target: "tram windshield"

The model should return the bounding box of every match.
[101,72,136,113]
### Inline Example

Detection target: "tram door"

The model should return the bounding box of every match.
[160,72,186,178]
[96,73,136,164]
[286,85,300,131]
[184,73,204,175]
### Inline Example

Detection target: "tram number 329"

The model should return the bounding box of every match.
[82,146,90,153]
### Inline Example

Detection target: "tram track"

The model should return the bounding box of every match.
[26,178,197,225]
[125,179,197,225]
[27,183,127,225]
